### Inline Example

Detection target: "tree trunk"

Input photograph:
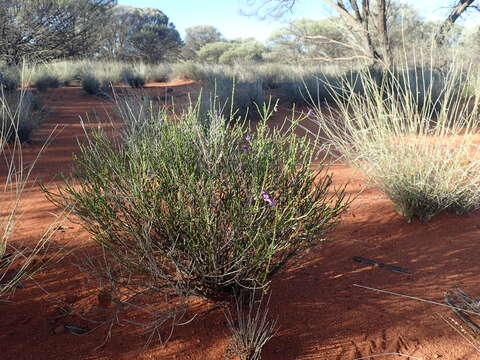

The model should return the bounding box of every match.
[376,0,392,67]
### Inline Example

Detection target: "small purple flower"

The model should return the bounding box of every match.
[307,109,314,117]
[260,190,276,208]
[245,134,253,142]
[241,144,249,152]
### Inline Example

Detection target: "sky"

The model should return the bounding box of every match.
[117,1,479,41]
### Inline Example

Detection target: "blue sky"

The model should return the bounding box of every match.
[117,1,478,40]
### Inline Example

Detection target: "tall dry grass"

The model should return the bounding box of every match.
[310,61,480,222]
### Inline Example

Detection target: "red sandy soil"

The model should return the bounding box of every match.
[2,82,480,360]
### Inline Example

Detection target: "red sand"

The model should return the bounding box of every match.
[1,83,480,360]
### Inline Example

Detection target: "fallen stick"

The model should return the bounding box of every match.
[352,256,411,274]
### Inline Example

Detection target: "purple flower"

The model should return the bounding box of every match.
[307,109,314,117]
[245,134,253,142]
[260,190,276,208]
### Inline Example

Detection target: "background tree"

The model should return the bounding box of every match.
[247,0,480,67]
[267,17,357,63]
[182,25,224,60]
[196,39,266,64]
[245,0,393,67]
[100,6,182,62]
[197,42,234,63]
[218,39,266,64]
[0,0,116,64]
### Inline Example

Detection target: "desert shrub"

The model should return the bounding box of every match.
[311,63,480,222]
[170,62,207,81]
[81,73,110,96]
[81,74,100,94]
[34,75,60,92]
[149,63,171,83]
[47,61,81,85]
[1,90,43,143]
[278,71,339,106]
[46,97,349,301]
[73,61,126,86]
[255,63,293,90]
[120,69,146,88]
[276,65,448,110]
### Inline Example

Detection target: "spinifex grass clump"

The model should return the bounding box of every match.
[80,73,111,96]
[1,74,43,144]
[34,75,60,92]
[47,97,348,301]
[311,62,480,222]
[120,69,146,88]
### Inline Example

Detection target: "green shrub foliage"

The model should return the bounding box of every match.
[47,98,349,300]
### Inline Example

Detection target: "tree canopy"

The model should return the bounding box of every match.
[101,6,182,62]
[0,0,116,64]
[182,25,224,60]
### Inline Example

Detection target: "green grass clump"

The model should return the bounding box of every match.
[46,97,349,301]
[311,62,480,222]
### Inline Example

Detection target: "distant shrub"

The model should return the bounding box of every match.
[253,63,293,90]
[1,90,43,143]
[46,97,349,301]
[200,70,265,119]
[81,74,102,95]
[75,61,126,86]
[34,75,60,92]
[170,62,206,81]
[120,69,146,88]
[279,72,339,106]
[149,63,171,83]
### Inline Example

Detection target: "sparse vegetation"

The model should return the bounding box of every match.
[1,66,44,143]
[34,75,60,92]
[225,292,277,360]
[310,62,480,222]
[0,83,56,298]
